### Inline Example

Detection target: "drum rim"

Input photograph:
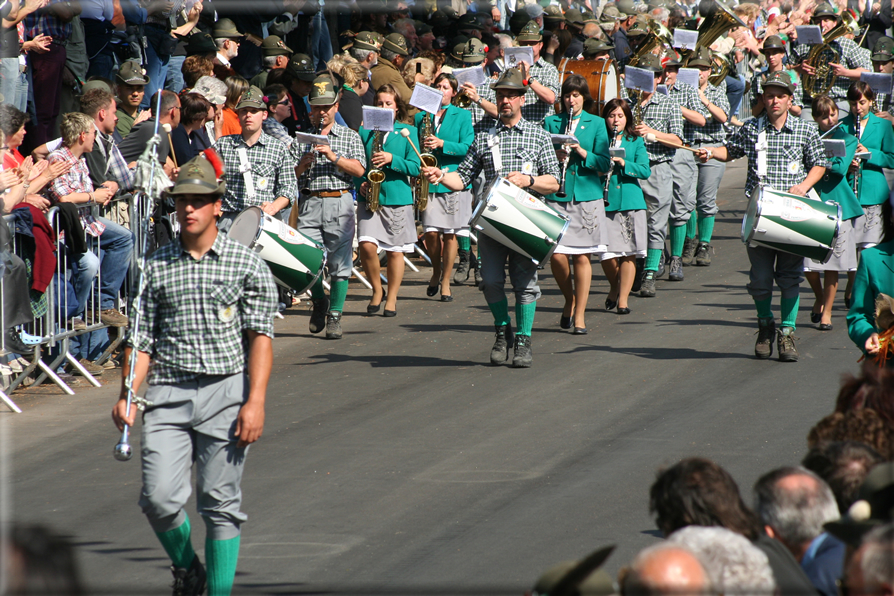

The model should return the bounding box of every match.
[228,205,265,249]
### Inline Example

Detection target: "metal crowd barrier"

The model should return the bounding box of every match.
[0,193,147,408]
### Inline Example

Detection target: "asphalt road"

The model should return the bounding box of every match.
[2,159,861,595]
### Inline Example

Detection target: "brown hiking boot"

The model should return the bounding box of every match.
[755,318,775,359]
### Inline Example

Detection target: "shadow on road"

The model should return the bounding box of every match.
[562,344,752,360]
[301,353,488,368]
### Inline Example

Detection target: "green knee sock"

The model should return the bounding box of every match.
[698,216,715,244]
[645,248,662,271]
[488,298,511,327]
[310,277,325,300]
[206,535,240,596]
[515,302,536,336]
[686,213,698,240]
[155,516,196,569]
[780,295,800,329]
[458,235,471,251]
[754,297,773,320]
[328,279,348,312]
[670,224,687,257]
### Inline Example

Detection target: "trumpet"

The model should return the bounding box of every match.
[556,108,575,199]
[452,88,474,108]
[603,126,621,200]
[367,129,385,212]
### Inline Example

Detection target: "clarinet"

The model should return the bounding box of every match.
[603,126,621,200]
[854,116,862,196]
[555,109,575,198]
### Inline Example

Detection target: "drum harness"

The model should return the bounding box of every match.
[237,147,256,202]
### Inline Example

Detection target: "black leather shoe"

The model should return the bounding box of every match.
[819,323,833,331]
[367,302,381,315]
[4,329,34,355]
[572,327,588,335]
[605,297,617,311]
[440,294,454,302]
[810,312,822,324]
[560,316,572,329]
[617,306,631,315]
[426,284,438,297]
[490,324,513,365]
[383,309,397,317]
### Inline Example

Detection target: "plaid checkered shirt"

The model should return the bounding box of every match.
[749,69,804,111]
[793,38,871,101]
[522,58,561,124]
[24,0,71,40]
[130,232,277,385]
[215,132,298,214]
[469,82,496,126]
[47,147,94,202]
[691,81,730,145]
[639,91,685,163]
[292,123,366,192]
[725,114,830,198]
[263,119,292,146]
[456,117,561,198]
[668,82,708,145]
[97,128,135,191]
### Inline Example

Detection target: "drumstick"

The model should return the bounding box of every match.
[398,128,425,161]
[644,133,700,154]
[162,123,178,169]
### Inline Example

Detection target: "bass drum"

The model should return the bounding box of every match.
[557,57,620,114]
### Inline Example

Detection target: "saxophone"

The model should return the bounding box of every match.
[367,129,385,212]
[415,112,438,211]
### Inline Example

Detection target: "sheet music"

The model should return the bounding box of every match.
[362,106,395,132]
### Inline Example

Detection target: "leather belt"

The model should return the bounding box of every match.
[310,190,347,197]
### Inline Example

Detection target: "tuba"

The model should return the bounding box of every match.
[628,19,673,69]
[415,113,438,211]
[367,129,385,212]
[801,10,861,98]
[689,0,747,59]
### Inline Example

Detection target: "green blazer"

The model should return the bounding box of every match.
[848,238,894,352]
[814,128,863,221]
[413,104,474,193]
[602,135,650,212]
[841,112,894,206]
[542,111,611,203]
[356,123,421,206]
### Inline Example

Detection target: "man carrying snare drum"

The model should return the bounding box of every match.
[696,72,828,363]
[421,66,560,369]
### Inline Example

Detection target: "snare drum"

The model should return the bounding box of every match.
[227,206,327,294]
[469,178,570,265]
[741,187,841,263]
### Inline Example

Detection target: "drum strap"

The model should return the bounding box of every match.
[756,117,768,184]
[237,147,255,200]
[487,126,503,176]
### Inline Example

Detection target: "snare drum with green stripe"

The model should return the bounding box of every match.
[742,187,841,263]
[228,206,327,294]
[469,178,570,265]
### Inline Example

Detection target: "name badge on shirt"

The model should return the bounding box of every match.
[788,161,800,175]
[219,304,236,323]
[522,162,534,175]
[256,176,269,191]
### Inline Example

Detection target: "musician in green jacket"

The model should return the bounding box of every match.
[543,74,610,334]
[599,98,651,316]
[848,235,894,357]
[806,95,862,331]
[415,73,475,302]
[355,84,422,318]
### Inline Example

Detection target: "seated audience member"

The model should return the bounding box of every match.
[115,61,151,139]
[650,457,817,596]
[802,441,885,514]
[118,91,178,176]
[46,113,133,328]
[620,543,713,596]
[753,467,844,596]
[0,105,69,203]
[262,84,293,144]
[170,92,213,166]
[79,88,135,195]
[667,526,777,596]
[808,362,894,460]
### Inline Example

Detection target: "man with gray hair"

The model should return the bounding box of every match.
[621,542,714,596]
[392,18,418,55]
[844,523,894,596]
[753,466,845,596]
[668,526,777,596]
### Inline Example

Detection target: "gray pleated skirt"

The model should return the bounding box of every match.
[357,202,417,252]
[421,190,472,234]
[550,199,607,254]
[853,204,884,248]
[805,217,857,272]
[601,208,648,259]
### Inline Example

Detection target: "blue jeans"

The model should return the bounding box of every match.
[311,10,333,70]
[165,55,185,93]
[72,217,134,311]
[142,26,171,109]
[725,74,746,119]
